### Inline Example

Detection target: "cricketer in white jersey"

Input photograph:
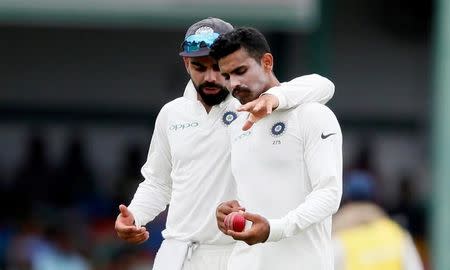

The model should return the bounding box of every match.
[211,27,343,270]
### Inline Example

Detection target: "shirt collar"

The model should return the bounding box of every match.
[182,80,234,108]
[183,80,198,101]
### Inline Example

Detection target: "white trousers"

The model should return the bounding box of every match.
[152,239,234,270]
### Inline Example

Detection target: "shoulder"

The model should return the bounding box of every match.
[158,97,190,114]
[284,74,334,86]
[154,97,187,123]
[292,102,341,135]
[161,97,186,110]
[295,102,337,119]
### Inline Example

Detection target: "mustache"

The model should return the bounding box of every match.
[232,86,251,96]
[199,82,224,91]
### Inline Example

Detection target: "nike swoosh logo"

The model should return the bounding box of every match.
[321,132,336,139]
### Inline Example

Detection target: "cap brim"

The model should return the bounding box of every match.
[179,48,211,57]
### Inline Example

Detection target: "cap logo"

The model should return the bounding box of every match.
[195,26,215,35]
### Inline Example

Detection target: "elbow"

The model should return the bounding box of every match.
[311,73,335,102]
[329,185,343,215]
[323,78,335,100]
[334,191,343,214]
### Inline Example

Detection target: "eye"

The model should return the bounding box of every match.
[194,66,206,72]
[222,74,230,80]
[235,68,246,75]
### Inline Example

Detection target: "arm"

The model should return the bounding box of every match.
[127,106,173,227]
[267,103,342,241]
[265,74,335,109]
[237,74,335,131]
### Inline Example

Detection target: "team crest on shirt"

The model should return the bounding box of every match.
[270,121,287,137]
[222,111,237,126]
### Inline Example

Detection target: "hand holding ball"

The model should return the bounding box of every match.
[224,212,246,232]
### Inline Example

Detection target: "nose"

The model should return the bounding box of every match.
[204,69,218,83]
[229,76,240,91]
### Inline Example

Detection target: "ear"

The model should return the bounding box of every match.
[261,53,273,72]
[183,57,191,74]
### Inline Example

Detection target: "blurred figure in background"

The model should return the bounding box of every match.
[30,224,91,270]
[113,144,144,206]
[332,172,424,270]
[11,132,55,218]
[51,133,96,208]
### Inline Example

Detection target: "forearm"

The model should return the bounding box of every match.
[264,74,335,110]
[267,182,341,241]
[128,178,171,227]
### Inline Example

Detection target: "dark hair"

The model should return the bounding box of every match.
[210,27,271,63]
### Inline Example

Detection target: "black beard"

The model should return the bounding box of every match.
[194,82,230,106]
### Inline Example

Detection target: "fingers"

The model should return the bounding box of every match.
[117,224,146,235]
[122,230,150,244]
[242,120,254,131]
[237,100,256,112]
[239,96,276,131]
[217,200,244,215]
[217,200,245,234]
[266,102,273,115]
[119,204,130,218]
[238,95,277,113]
[115,204,149,245]
[227,229,251,240]
[253,101,264,113]
[242,114,256,131]
[242,211,261,223]
[228,200,244,209]
[225,211,270,243]
[116,222,148,240]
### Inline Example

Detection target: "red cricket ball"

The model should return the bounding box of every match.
[224,212,246,232]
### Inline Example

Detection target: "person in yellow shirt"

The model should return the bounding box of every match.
[332,173,423,270]
[332,175,423,270]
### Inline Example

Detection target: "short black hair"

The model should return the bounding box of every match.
[210,27,271,63]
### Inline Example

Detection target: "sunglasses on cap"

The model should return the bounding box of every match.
[181,32,220,55]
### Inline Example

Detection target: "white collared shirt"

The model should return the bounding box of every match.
[228,101,342,269]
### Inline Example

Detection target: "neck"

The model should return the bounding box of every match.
[261,73,281,95]
[197,94,213,113]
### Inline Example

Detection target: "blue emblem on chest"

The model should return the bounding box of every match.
[271,121,286,137]
[222,111,237,126]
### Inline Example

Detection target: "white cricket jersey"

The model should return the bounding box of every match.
[228,102,343,270]
[128,74,335,246]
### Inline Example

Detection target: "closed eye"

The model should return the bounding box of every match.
[234,67,246,75]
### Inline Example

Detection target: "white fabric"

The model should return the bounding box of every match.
[228,102,343,270]
[126,74,335,267]
[264,74,335,111]
[152,239,190,270]
[181,243,234,270]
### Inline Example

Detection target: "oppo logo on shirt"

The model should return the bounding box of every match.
[233,131,252,142]
[169,122,199,131]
